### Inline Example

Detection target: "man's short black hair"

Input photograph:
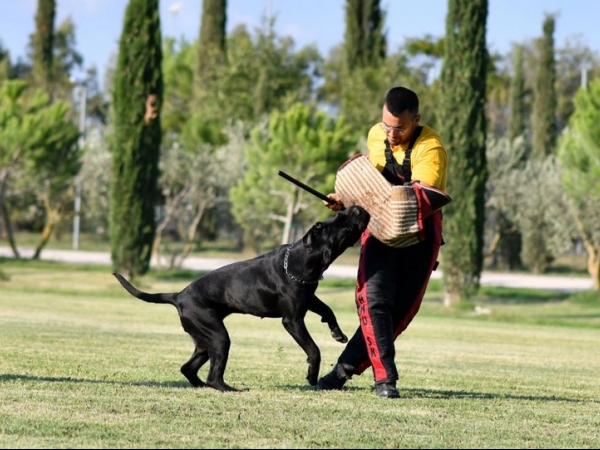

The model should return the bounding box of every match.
[384,86,419,116]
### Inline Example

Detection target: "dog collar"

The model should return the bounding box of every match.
[283,246,323,285]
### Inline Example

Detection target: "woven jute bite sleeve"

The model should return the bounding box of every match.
[334,154,452,248]
[334,154,420,247]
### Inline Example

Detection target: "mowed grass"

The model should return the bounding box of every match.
[1,260,599,449]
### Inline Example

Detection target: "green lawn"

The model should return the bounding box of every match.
[1,260,599,448]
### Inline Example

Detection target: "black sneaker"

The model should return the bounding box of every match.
[315,363,354,390]
[375,382,400,399]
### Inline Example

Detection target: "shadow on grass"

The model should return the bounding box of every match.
[293,383,599,404]
[3,374,598,403]
[405,387,600,404]
[0,373,192,389]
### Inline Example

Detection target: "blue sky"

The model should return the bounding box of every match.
[1,0,599,84]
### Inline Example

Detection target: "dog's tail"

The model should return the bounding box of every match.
[112,273,177,306]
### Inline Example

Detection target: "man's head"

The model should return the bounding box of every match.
[381,86,421,146]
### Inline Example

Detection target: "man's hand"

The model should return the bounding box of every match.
[323,193,344,211]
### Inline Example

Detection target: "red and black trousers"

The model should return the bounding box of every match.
[335,211,443,384]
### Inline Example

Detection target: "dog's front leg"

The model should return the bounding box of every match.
[309,296,349,343]
[281,317,321,385]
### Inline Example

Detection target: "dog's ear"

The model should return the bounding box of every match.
[322,247,333,266]
[302,229,315,250]
[302,222,323,250]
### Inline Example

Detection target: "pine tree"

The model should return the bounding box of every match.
[557,79,600,290]
[438,0,489,305]
[343,0,387,71]
[109,0,163,278]
[31,0,55,92]
[531,14,557,158]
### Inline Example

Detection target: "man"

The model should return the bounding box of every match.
[316,86,449,398]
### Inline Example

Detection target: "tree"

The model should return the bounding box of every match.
[229,103,358,253]
[192,0,227,137]
[521,14,558,272]
[343,0,387,72]
[512,155,576,273]
[222,22,321,122]
[438,0,488,306]
[508,44,527,142]
[161,37,195,136]
[484,137,524,272]
[555,37,600,130]
[531,14,557,158]
[21,100,80,258]
[153,121,248,268]
[333,0,390,134]
[109,0,163,278]
[0,80,79,258]
[0,40,10,82]
[30,0,55,92]
[490,43,528,271]
[156,22,324,254]
[52,17,84,102]
[557,79,600,290]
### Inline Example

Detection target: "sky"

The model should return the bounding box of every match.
[1,0,599,85]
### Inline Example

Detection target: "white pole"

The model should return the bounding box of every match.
[72,84,86,250]
[581,66,588,89]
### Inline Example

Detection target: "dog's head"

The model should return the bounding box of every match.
[302,205,370,267]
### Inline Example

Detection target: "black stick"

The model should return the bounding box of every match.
[278,170,338,205]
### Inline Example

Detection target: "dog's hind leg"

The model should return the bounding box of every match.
[309,296,349,343]
[281,316,321,386]
[180,345,209,388]
[190,314,239,393]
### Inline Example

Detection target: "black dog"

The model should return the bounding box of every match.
[113,205,370,392]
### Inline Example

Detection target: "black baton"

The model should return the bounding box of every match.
[278,170,338,206]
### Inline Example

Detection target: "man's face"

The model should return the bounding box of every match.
[380,104,420,146]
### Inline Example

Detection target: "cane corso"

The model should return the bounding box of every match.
[113,205,370,392]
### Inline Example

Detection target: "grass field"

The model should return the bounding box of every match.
[1,259,599,448]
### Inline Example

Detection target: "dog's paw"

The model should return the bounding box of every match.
[306,366,319,386]
[331,327,349,344]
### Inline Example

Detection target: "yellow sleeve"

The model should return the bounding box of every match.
[410,126,448,191]
[366,124,387,172]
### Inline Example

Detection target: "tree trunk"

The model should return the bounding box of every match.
[583,242,600,291]
[281,201,294,246]
[574,217,600,291]
[152,190,187,269]
[32,199,63,260]
[590,251,600,291]
[442,265,466,308]
[172,201,207,269]
[2,203,20,258]
[443,288,462,308]
[32,221,56,260]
